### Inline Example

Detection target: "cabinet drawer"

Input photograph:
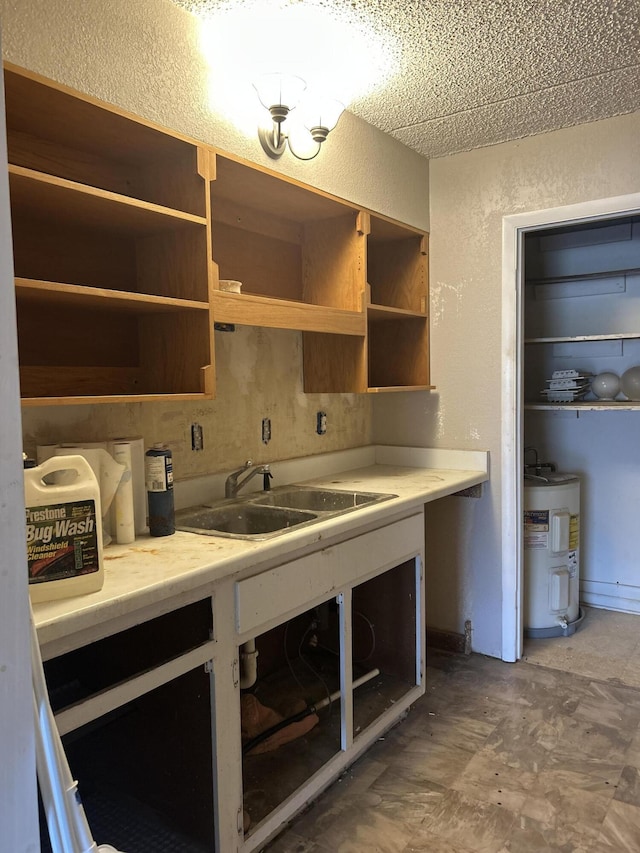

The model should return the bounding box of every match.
[235,513,423,635]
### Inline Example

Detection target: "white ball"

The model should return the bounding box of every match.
[621,366,640,401]
[591,372,620,400]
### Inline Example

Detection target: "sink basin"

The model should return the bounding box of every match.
[252,486,393,512]
[175,486,397,540]
[175,503,317,539]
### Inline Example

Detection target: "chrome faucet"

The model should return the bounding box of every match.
[225,460,273,499]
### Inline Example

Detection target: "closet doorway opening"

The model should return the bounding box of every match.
[501,192,640,663]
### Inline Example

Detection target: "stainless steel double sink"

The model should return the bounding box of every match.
[175,485,397,540]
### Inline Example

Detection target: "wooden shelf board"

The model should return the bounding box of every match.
[212,291,366,336]
[9,165,207,231]
[367,384,435,394]
[21,392,213,407]
[525,332,640,344]
[368,303,427,321]
[15,279,210,312]
[526,401,640,411]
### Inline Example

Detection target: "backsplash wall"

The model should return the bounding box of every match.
[20,326,373,480]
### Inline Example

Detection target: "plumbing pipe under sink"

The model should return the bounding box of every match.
[240,638,259,689]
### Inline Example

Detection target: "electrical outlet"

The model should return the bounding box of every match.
[316,411,327,435]
[261,417,271,444]
[191,423,204,451]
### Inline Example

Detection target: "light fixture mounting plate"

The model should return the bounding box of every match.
[258,125,286,159]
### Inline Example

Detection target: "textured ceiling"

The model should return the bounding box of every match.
[172,0,640,159]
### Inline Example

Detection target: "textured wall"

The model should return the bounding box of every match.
[1,0,426,478]
[374,112,640,656]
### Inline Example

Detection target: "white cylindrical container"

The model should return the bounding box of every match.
[24,455,104,603]
[111,442,136,544]
[523,474,581,638]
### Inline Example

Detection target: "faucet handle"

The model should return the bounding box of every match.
[263,470,273,491]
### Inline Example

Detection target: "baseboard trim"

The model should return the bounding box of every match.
[427,627,468,655]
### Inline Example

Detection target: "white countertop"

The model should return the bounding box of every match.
[31,446,488,656]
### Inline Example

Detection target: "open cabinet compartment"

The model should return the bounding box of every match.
[351,559,419,736]
[241,600,342,838]
[367,214,429,313]
[9,165,213,403]
[303,214,431,393]
[9,168,210,302]
[4,63,208,217]
[17,293,213,402]
[210,154,367,333]
[239,549,423,845]
[41,600,215,853]
[367,315,430,391]
[302,330,368,393]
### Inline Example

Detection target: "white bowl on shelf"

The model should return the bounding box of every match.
[219,279,243,293]
[591,372,620,400]
[621,366,640,401]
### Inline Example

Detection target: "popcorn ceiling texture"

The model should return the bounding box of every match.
[176,0,640,158]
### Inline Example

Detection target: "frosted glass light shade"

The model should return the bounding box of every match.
[304,95,345,135]
[621,366,640,400]
[591,371,620,400]
[253,73,306,119]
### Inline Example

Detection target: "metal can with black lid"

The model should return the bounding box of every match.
[145,443,175,537]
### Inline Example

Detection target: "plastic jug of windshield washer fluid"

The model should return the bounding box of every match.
[24,454,105,603]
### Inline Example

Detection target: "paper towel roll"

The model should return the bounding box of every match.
[53,446,125,521]
[37,444,60,464]
[111,442,136,545]
[110,437,147,534]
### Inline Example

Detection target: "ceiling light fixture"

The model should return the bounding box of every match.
[254,72,345,161]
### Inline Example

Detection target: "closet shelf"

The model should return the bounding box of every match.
[526,401,640,411]
[525,332,640,344]
[526,268,640,285]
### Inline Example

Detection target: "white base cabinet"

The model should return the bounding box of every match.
[41,512,425,852]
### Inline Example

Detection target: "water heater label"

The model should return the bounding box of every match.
[26,499,99,584]
[569,514,580,550]
[568,549,578,578]
[524,509,549,549]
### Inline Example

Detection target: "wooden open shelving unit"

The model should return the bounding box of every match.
[5,62,215,406]
[4,62,432,405]
[303,213,432,393]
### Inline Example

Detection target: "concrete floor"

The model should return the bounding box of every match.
[264,607,640,852]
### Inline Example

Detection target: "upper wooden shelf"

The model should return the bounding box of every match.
[368,303,428,321]
[15,279,210,313]
[367,384,435,394]
[212,291,365,336]
[9,166,207,232]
